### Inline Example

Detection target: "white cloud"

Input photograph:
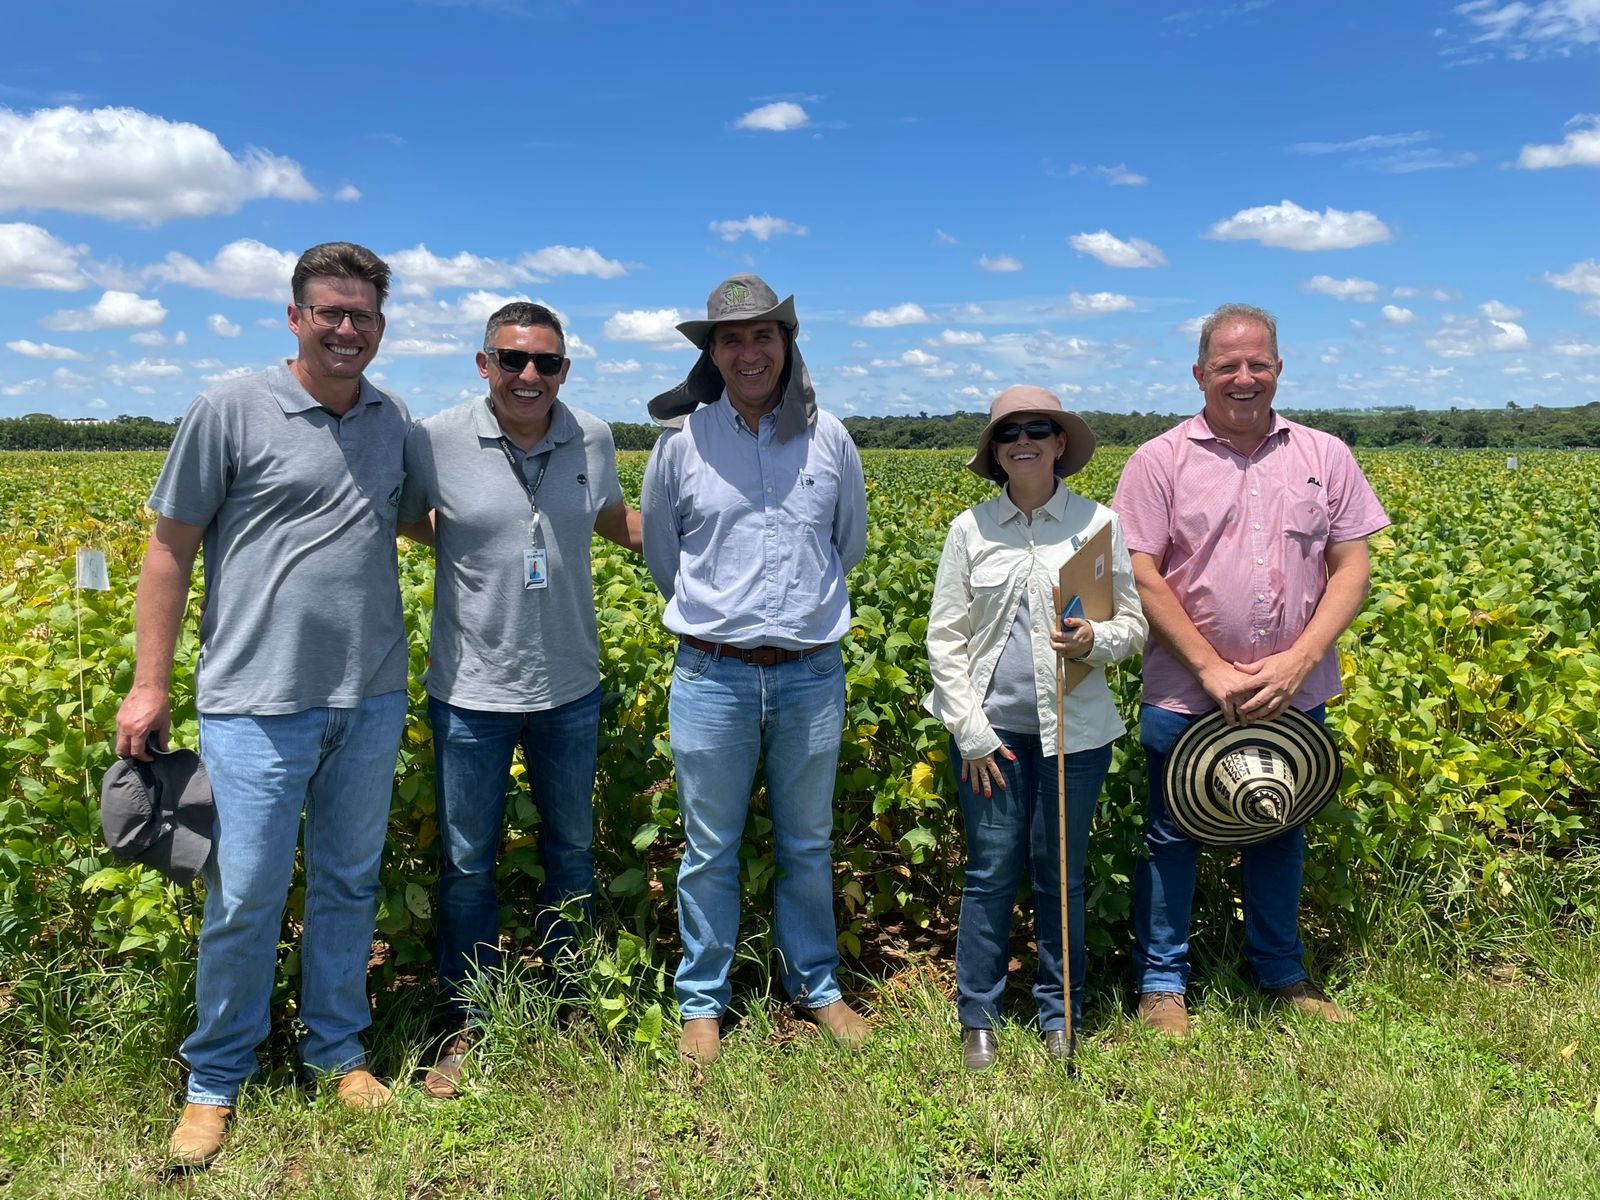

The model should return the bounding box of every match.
[595,359,642,375]
[388,291,551,333]
[42,289,166,331]
[901,349,940,367]
[709,215,808,242]
[839,365,869,376]
[1291,131,1431,155]
[387,243,627,298]
[7,338,84,359]
[1545,258,1600,295]
[936,329,987,346]
[0,105,316,223]
[1480,300,1524,319]
[104,357,182,383]
[604,308,688,345]
[1303,275,1382,301]
[129,330,166,347]
[858,302,931,327]
[203,365,255,386]
[207,313,240,338]
[1553,341,1600,355]
[977,254,1023,272]
[153,238,297,301]
[935,229,959,245]
[1426,315,1530,357]
[1449,1,1600,60]
[565,333,597,361]
[1517,114,1600,168]
[1393,285,1455,301]
[1065,290,1136,315]
[734,102,809,132]
[1072,162,1147,185]
[384,337,470,357]
[335,183,361,202]
[1205,200,1391,250]
[518,245,627,280]
[1068,230,1167,268]
[1381,304,1416,324]
[0,222,89,289]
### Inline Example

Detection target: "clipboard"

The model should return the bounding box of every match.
[1056,519,1114,698]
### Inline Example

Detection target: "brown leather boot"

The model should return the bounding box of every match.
[422,1030,476,1099]
[807,999,869,1047]
[334,1067,392,1109]
[679,1017,721,1064]
[1263,979,1354,1022]
[168,1102,231,1166]
[1136,991,1190,1037]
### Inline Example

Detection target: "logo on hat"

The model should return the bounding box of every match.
[723,282,749,307]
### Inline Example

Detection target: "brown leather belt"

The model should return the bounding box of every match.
[680,635,833,666]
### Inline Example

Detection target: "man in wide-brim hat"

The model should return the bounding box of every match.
[640,274,869,1063]
[1111,302,1391,1035]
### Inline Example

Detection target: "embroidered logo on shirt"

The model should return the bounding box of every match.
[576,472,588,486]
[1306,476,1322,487]
[801,475,815,487]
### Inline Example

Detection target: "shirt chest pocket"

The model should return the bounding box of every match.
[1282,483,1331,548]
[969,558,1015,593]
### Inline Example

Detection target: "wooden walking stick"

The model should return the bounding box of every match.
[1051,584,1070,1039]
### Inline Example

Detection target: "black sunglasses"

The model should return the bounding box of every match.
[485,348,566,376]
[991,419,1059,444]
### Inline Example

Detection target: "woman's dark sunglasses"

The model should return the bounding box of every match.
[485,348,566,376]
[991,419,1059,444]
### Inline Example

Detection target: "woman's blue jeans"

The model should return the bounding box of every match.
[668,642,847,1019]
[1132,702,1322,994]
[427,686,601,1022]
[953,732,1113,1034]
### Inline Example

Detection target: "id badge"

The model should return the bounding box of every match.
[523,547,549,590]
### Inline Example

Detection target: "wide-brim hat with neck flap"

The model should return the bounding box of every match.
[648,273,815,440]
[1162,708,1344,847]
[967,385,1096,483]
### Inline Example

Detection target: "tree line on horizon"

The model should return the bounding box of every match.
[3,402,1598,452]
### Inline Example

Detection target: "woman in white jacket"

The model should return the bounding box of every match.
[925,386,1147,1070]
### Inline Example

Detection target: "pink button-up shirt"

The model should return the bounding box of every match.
[1112,411,1389,714]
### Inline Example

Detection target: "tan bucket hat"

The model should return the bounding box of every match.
[967,385,1096,483]
[1163,708,1343,847]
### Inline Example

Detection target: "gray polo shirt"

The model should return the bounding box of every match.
[148,363,410,716]
[400,397,623,712]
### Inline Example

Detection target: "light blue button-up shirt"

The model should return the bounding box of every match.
[641,394,866,649]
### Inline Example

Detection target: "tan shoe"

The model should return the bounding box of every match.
[422,1031,475,1100]
[1263,979,1354,1023]
[679,1017,721,1064]
[334,1067,392,1109]
[1136,991,1190,1037]
[807,999,869,1047]
[168,1102,231,1166]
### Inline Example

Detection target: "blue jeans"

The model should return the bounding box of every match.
[953,733,1112,1034]
[184,690,406,1105]
[427,687,601,1022]
[668,643,847,1019]
[1132,702,1324,995]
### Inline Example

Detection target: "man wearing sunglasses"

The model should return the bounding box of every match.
[114,242,410,1164]
[1111,303,1389,1036]
[641,275,869,1063]
[398,301,641,1096]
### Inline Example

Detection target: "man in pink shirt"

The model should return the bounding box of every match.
[1112,302,1389,1036]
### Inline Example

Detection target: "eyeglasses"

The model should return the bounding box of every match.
[485,348,566,376]
[991,419,1059,444]
[296,304,381,332]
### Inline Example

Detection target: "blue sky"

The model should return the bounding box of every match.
[2,0,1597,424]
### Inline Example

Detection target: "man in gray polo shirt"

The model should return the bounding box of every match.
[114,242,408,1165]
[398,301,640,1097]
[642,275,868,1063]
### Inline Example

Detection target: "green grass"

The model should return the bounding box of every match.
[5,914,1600,1200]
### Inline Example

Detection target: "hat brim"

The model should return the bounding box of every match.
[1163,708,1342,847]
[967,408,1097,483]
[676,294,799,349]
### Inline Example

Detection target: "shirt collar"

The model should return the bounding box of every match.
[474,395,577,450]
[994,480,1069,525]
[270,361,379,415]
[1185,408,1288,448]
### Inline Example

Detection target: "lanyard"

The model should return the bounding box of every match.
[497,437,548,542]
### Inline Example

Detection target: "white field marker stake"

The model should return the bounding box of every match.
[73,548,110,797]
